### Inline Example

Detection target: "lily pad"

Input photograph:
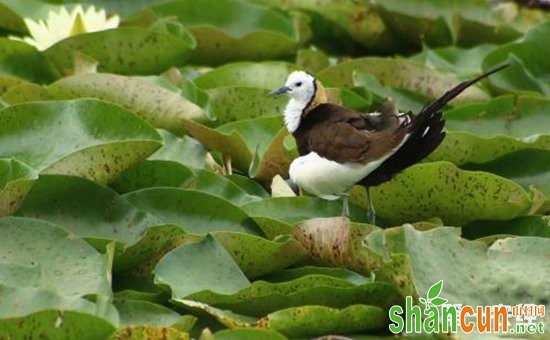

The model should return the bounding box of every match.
[154,235,250,299]
[483,20,550,95]
[187,273,401,318]
[367,162,534,226]
[373,0,521,48]
[44,27,196,75]
[0,217,111,297]
[122,188,260,234]
[110,160,195,194]
[49,73,210,135]
[242,197,369,224]
[462,149,550,199]
[212,232,305,279]
[178,300,385,338]
[0,286,118,329]
[364,225,550,325]
[0,99,162,184]
[0,309,116,340]
[251,0,397,53]
[411,44,497,76]
[214,328,286,340]
[0,75,31,96]
[183,116,285,175]
[15,175,162,247]
[462,215,550,240]
[0,38,59,83]
[0,158,37,217]
[2,82,52,104]
[149,0,298,65]
[150,130,208,169]
[427,95,550,170]
[206,87,286,126]
[114,298,182,326]
[185,170,263,206]
[318,57,490,105]
[195,61,297,90]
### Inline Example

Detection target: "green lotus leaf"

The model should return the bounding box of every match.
[15,175,162,247]
[364,225,550,325]
[15,175,191,272]
[0,38,59,83]
[444,95,550,139]
[242,197,369,224]
[0,286,118,328]
[149,0,298,65]
[195,61,297,90]
[250,216,293,240]
[0,99,162,184]
[212,232,306,279]
[2,82,52,104]
[462,149,550,199]
[114,298,182,327]
[49,73,210,135]
[185,170,263,206]
[373,0,521,48]
[214,328,286,340]
[367,162,534,226]
[44,27,195,75]
[0,2,26,32]
[249,128,292,182]
[110,325,190,339]
[148,129,207,170]
[154,235,251,299]
[250,0,396,53]
[318,57,490,105]
[206,87,286,126]
[483,21,550,95]
[178,300,385,338]
[186,273,401,318]
[0,158,37,217]
[353,72,428,113]
[0,217,111,297]
[122,188,260,235]
[226,174,269,198]
[462,215,550,240]
[411,44,497,76]
[183,116,284,175]
[0,309,116,340]
[110,160,195,194]
[0,75,32,96]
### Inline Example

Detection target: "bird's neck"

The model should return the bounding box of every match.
[284,80,327,134]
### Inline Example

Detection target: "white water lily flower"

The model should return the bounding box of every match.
[13,5,119,51]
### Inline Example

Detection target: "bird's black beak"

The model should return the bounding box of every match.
[269,86,290,96]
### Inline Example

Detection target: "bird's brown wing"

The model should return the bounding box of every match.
[295,104,409,164]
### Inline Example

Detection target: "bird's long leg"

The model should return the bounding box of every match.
[366,187,376,225]
[341,192,350,217]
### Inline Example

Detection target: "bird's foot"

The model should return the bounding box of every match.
[366,187,376,225]
[341,193,350,217]
[367,205,376,225]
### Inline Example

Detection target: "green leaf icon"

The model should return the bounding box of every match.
[431,297,448,306]
[419,297,426,304]
[428,280,444,299]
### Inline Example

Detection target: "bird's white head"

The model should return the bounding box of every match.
[273,71,316,103]
[271,71,318,133]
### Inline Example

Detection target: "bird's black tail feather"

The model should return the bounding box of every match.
[411,63,509,133]
[360,64,509,187]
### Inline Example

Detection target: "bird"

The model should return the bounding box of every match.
[270,64,509,224]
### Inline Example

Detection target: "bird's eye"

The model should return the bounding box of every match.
[295,82,302,87]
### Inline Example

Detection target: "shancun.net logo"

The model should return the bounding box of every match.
[389,280,546,335]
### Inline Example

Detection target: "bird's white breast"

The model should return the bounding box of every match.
[288,152,387,200]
